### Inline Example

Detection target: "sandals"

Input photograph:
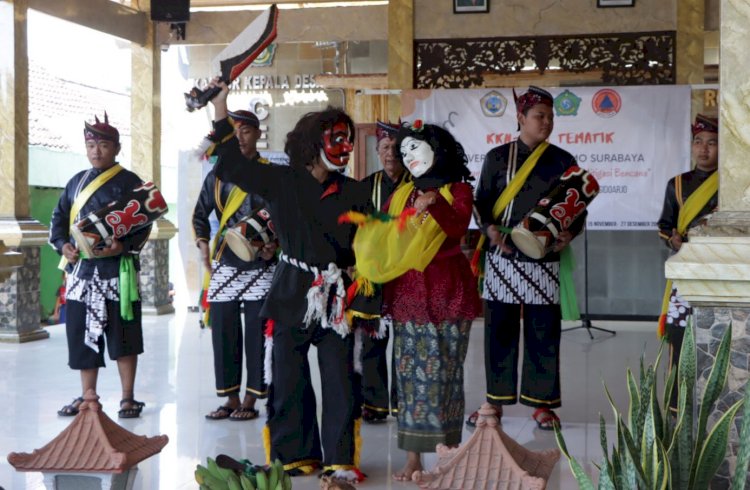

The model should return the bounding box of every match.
[205,405,234,420]
[58,397,84,417]
[532,407,560,431]
[465,405,502,427]
[229,406,259,421]
[118,398,145,419]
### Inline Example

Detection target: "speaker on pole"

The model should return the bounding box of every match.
[151,0,190,23]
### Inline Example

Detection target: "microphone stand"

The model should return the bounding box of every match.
[562,226,616,339]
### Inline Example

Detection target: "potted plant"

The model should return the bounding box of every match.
[554,321,750,489]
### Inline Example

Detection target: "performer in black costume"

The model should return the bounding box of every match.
[657,114,719,411]
[193,109,277,421]
[50,114,151,419]
[471,86,584,431]
[208,79,369,482]
[354,120,405,423]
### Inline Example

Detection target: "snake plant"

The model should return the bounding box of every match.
[555,320,750,489]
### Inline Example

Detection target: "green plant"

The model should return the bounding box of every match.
[555,320,750,489]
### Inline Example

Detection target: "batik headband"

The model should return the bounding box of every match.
[691,114,718,137]
[84,112,119,144]
[513,86,553,113]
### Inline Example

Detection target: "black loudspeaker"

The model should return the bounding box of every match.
[151,0,190,23]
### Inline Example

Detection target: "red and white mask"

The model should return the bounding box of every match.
[320,122,353,172]
[400,136,435,178]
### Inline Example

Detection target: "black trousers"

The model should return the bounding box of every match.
[267,320,357,468]
[358,319,397,416]
[209,300,267,398]
[66,299,144,369]
[484,301,562,408]
[666,322,685,412]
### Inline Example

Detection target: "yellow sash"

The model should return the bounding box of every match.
[473,141,550,257]
[201,184,248,324]
[58,164,123,270]
[659,171,718,336]
[354,182,454,284]
[371,171,409,211]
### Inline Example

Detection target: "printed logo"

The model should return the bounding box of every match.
[480,91,508,117]
[554,90,582,116]
[252,44,276,67]
[592,89,622,118]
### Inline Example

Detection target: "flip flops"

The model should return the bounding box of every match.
[532,407,560,430]
[205,405,234,420]
[57,397,84,417]
[465,405,502,427]
[228,406,259,421]
[118,398,145,419]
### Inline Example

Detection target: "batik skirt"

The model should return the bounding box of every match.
[394,318,472,453]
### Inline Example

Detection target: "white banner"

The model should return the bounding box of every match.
[402,86,691,230]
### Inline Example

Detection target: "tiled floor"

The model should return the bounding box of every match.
[0,310,663,489]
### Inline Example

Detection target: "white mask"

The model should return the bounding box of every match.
[400,136,435,178]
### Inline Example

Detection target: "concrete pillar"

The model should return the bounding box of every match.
[131,1,177,315]
[387,0,413,121]
[0,0,50,343]
[666,0,750,486]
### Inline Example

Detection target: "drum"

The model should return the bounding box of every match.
[71,181,169,258]
[511,166,599,259]
[224,208,276,261]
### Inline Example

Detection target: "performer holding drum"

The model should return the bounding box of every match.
[50,114,166,419]
[471,86,587,431]
[193,109,278,421]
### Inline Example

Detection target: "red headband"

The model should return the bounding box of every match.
[228,110,260,128]
[691,114,718,137]
[513,86,553,113]
[376,120,399,143]
[83,112,119,144]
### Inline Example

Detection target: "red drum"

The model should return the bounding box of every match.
[511,166,599,259]
[224,208,276,261]
[71,181,169,258]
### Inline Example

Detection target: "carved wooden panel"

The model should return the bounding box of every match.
[415,31,675,88]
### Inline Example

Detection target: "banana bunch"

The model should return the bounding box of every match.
[195,457,292,490]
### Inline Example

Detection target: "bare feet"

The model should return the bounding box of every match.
[392,451,423,482]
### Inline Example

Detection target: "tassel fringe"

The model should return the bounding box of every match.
[263,319,274,385]
[302,264,349,338]
[376,316,391,340]
[353,328,363,375]
[337,208,417,233]
[262,425,272,465]
[658,314,667,339]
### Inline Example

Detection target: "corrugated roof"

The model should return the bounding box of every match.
[29,61,131,154]
[7,390,168,473]
[414,404,560,490]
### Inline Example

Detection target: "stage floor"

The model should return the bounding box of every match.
[0,310,662,489]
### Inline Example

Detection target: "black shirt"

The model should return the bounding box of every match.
[212,117,371,325]
[49,165,150,279]
[193,166,274,270]
[657,168,718,249]
[475,139,584,262]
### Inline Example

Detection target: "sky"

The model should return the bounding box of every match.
[28,9,132,94]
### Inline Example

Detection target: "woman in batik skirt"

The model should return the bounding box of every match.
[376,121,481,481]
